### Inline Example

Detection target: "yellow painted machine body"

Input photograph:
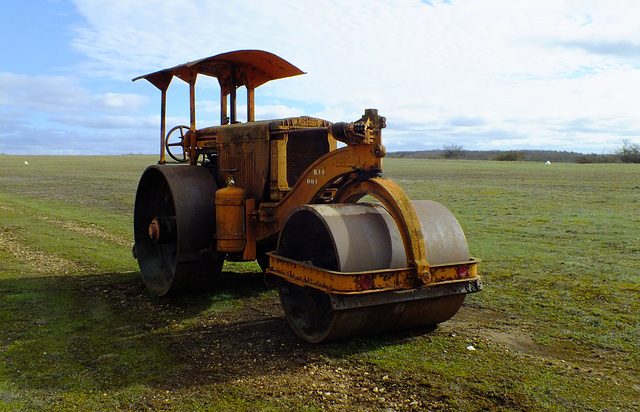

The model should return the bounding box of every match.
[132,50,482,342]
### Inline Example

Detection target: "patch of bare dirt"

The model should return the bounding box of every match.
[155,295,628,411]
[39,216,132,247]
[0,200,131,247]
[0,227,92,275]
[440,305,631,382]
[135,294,456,411]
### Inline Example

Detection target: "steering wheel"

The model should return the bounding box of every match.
[165,125,190,162]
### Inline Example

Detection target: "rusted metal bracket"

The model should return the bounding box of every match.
[328,276,483,311]
[267,252,480,294]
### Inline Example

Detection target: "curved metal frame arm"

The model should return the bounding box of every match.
[257,144,383,234]
[332,177,431,285]
[257,142,431,286]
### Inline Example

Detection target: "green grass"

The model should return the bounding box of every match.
[1,154,639,410]
[377,159,640,409]
[399,161,640,352]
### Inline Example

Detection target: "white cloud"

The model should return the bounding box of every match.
[0,73,89,113]
[53,114,157,130]
[0,72,154,154]
[0,73,149,115]
[98,92,148,110]
[4,0,640,154]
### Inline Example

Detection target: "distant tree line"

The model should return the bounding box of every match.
[615,139,640,163]
[494,150,526,161]
[574,139,640,163]
[442,144,464,159]
[387,139,640,163]
[574,154,619,164]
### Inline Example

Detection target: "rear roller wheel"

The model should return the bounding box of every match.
[134,165,224,296]
[276,200,470,342]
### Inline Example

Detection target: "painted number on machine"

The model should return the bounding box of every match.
[306,168,325,185]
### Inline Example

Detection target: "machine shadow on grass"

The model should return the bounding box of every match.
[1,268,431,393]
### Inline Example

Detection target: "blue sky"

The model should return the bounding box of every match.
[1,0,639,155]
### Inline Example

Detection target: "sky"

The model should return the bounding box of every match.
[1,0,639,155]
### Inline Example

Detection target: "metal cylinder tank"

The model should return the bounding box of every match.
[215,184,247,254]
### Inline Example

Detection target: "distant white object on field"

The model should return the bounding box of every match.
[24,161,29,165]
[545,161,551,165]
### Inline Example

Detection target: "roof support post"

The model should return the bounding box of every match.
[220,92,229,125]
[189,78,196,132]
[230,65,237,123]
[247,87,255,122]
[132,50,306,134]
[160,89,167,164]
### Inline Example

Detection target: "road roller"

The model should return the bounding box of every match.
[132,50,482,342]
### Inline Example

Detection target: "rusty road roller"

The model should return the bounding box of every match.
[132,50,482,343]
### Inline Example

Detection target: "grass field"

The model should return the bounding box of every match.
[0,154,639,411]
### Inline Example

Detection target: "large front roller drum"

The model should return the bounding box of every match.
[276,200,469,342]
[134,165,223,296]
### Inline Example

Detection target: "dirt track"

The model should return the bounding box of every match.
[158,295,463,411]
[130,277,624,412]
[121,269,508,412]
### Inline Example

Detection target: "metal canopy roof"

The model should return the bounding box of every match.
[132,49,305,93]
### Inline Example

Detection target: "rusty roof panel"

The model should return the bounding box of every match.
[133,50,305,92]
